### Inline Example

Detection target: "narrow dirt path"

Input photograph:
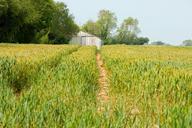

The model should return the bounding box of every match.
[96,53,109,112]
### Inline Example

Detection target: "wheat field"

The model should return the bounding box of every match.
[0,44,192,127]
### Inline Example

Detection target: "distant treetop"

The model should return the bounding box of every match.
[183,40,192,46]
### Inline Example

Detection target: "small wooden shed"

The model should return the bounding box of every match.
[70,31,103,49]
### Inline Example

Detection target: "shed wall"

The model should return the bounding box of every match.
[70,36,102,49]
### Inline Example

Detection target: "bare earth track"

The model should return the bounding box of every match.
[96,53,109,112]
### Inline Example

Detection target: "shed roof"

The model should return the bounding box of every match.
[77,31,96,37]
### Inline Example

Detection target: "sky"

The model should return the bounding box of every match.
[55,0,192,45]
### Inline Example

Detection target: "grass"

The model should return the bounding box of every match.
[101,45,192,127]
[0,44,79,92]
[0,45,101,127]
[0,44,192,127]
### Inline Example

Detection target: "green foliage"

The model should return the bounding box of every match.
[97,10,117,40]
[49,2,79,44]
[0,0,8,16]
[39,33,50,44]
[117,17,140,41]
[151,41,167,45]
[133,37,149,45]
[183,39,192,46]
[82,10,117,43]
[82,11,149,45]
[113,17,149,45]
[110,36,149,45]
[118,17,140,38]
[82,20,100,37]
[0,0,79,44]
[0,0,40,42]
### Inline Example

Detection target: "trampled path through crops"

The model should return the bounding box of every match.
[96,53,110,112]
[1,45,192,127]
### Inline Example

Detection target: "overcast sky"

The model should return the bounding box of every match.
[55,0,192,45]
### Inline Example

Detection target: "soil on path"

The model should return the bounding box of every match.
[96,53,109,112]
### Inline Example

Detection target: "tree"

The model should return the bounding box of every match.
[97,10,117,41]
[133,37,149,45]
[117,17,140,44]
[0,0,40,42]
[151,41,166,45]
[31,0,56,43]
[81,10,149,45]
[48,2,79,44]
[81,10,117,44]
[0,0,8,17]
[114,17,149,45]
[82,20,100,36]
[0,0,79,44]
[183,40,192,46]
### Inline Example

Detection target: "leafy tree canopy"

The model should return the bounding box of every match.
[82,20,100,37]
[82,10,149,45]
[0,0,79,44]
[151,41,167,45]
[97,10,117,40]
[82,10,117,44]
[183,40,192,46]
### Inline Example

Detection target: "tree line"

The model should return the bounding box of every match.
[0,1,149,45]
[0,0,79,44]
[182,40,192,46]
[82,10,149,45]
[1,1,191,46]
